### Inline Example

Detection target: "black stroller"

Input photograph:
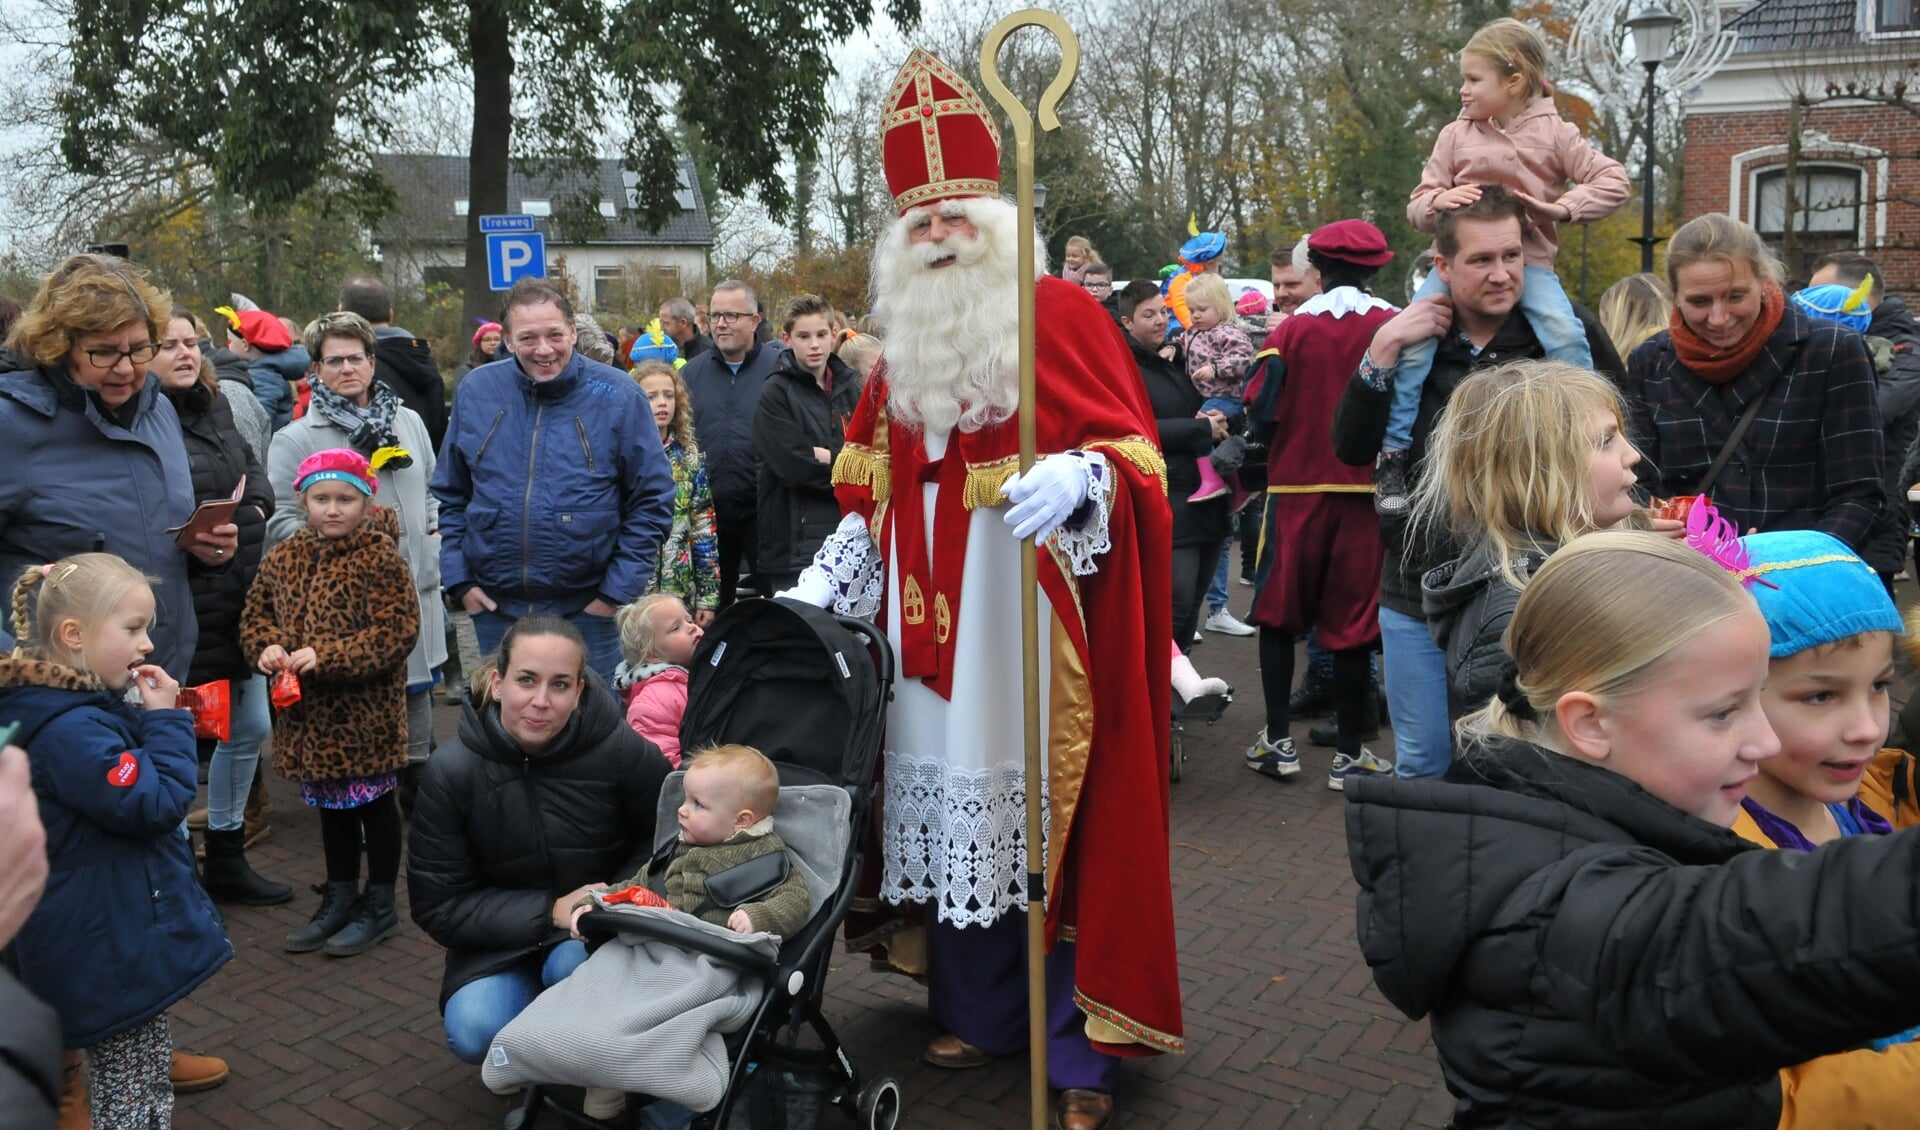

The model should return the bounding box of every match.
[505,598,900,1130]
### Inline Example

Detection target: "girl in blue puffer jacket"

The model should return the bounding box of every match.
[0,553,230,1129]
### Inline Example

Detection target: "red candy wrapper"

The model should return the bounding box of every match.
[270,669,303,709]
[599,885,671,910]
[1654,494,1709,522]
[175,680,231,740]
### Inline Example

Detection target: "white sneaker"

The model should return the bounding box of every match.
[1205,610,1256,636]
[1194,629,1204,643]
[582,1087,627,1121]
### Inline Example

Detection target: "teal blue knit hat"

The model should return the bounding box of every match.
[1736,529,1903,657]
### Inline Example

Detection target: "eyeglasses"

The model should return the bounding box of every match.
[1084,279,1112,291]
[82,342,160,368]
[320,352,370,371]
[708,310,756,325]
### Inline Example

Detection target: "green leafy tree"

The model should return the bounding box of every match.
[57,0,920,328]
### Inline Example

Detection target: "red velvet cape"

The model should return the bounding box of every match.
[830,278,1184,1055]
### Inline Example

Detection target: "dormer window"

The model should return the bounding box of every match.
[1876,0,1918,32]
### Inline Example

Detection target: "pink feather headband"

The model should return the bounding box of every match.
[1683,497,1779,590]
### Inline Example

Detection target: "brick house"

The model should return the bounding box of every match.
[1682,0,1920,288]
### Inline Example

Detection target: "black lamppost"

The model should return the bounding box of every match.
[1626,4,1681,272]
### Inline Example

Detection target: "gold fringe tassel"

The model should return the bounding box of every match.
[831,445,890,502]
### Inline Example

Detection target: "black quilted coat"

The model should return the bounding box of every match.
[164,383,273,685]
[1345,738,1920,1128]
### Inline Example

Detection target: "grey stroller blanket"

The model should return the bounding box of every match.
[481,905,778,1110]
[479,780,851,1112]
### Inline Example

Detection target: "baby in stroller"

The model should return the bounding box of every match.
[572,744,811,939]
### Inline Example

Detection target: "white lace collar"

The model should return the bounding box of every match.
[1294,287,1397,320]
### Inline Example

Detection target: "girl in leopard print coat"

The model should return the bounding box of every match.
[241,449,419,957]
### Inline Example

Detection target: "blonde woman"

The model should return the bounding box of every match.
[632,360,719,625]
[1624,213,1881,554]
[1597,272,1672,356]
[1413,360,1644,718]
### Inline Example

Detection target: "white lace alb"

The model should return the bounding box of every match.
[879,752,1049,927]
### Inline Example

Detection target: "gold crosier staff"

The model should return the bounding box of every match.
[978,12,1079,1130]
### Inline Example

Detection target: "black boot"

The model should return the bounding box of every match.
[200,828,293,907]
[286,881,360,953]
[324,882,400,957]
[1374,449,1412,517]
[1309,684,1382,747]
[1288,666,1334,720]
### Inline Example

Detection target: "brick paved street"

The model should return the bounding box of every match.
[167,612,1456,1129]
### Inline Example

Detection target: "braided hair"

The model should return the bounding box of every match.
[10,553,155,666]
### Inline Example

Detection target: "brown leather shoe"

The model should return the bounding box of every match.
[169,1051,229,1093]
[57,1051,87,1130]
[1053,1088,1114,1130]
[922,1033,993,1069]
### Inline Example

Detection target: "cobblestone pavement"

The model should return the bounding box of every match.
[168,607,1456,1129]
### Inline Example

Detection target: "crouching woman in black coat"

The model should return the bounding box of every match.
[407,614,670,1066]
[1346,530,1920,1130]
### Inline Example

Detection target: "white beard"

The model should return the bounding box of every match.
[870,197,1045,436]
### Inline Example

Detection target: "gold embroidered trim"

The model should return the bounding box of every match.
[893,179,1003,213]
[1737,553,1864,583]
[1076,990,1186,1054]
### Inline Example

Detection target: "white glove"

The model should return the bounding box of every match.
[776,568,835,609]
[1003,455,1089,542]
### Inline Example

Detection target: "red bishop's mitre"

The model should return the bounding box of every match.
[881,48,1002,215]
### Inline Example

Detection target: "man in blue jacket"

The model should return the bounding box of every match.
[680,280,780,606]
[432,278,675,679]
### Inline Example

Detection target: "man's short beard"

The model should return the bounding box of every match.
[870,197,1046,435]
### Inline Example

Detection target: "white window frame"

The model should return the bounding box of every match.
[1728,134,1886,248]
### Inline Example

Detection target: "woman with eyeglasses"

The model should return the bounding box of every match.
[0,254,201,681]
[266,311,446,813]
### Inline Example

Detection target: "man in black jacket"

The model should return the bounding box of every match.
[1809,253,1920,582]
[657,297,715,363]
[339,275,449,450]
[682,280,781,606]
[1331,188,1623,780]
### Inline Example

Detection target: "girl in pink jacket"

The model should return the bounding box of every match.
[612,594,705,767]
[1373,17,1630,517]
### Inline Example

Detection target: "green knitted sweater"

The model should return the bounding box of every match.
[663,826,812,938]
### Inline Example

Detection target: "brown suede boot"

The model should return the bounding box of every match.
[57,1051,86,1130]
[169,1051,229,1093]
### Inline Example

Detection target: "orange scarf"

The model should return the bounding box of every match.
[1668,281,1786,386]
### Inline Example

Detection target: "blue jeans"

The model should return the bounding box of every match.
[206,674,271,831]
[1383,265,1592,450]
[1378,607,1452,778]
[443,940,589,1065]
[472,609,622,684]
[1206,545,1232,614]
[1306,631,1380,685]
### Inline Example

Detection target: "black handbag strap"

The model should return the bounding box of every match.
[1695,379,1775,497]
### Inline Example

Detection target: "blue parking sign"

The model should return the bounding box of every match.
[486,231,546,290]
